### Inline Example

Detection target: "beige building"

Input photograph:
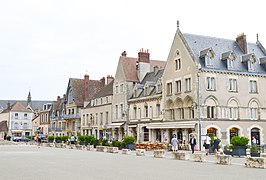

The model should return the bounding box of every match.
[161,21,266,148]
[81,78,114,140]
[112,50,165,141]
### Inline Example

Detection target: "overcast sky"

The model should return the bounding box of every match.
[0,0,265,100]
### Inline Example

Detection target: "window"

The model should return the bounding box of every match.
[143,127,149,141]
[100,113,103,125]
[207,106,215,118]
[120,104,124,118]
[229,107,238,120]
[170,109,175,120]
[250,108,258,120]
[175,58,181,70]
[120,84,124,93]
[115,85,119,94]
[100,98,103,104]
[24,113,28,119]
[185,78,191,92]
[227,59,234,69]
[176,80,181,94]
[133,106,137,119]
[144,106,148,118]
[68,90,74,103]
[95,113,98,125]
[106,97,108,103]
[229,79,237,92]
[157,83,162,93]
[167,82,172,95]
[82,115,85,126]
[105,112,108,125]
[15,113,18,119]
[206,56,213,66]
[115,105,118,120]
[156,104,160,117]
[144,86,149,96]
[250,80,257,93]
[248,61,255,71]
[206,77,216,91]
[86,114,89,125]
[72,109,74,114]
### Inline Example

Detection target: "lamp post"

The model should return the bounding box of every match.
[197,72,202,151]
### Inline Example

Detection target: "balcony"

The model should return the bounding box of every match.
[63,113,81,120]
[50,115,64,121]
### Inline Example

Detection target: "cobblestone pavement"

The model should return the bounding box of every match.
[0,143,265,180]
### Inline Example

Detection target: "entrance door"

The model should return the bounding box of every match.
[177,129,183,141]
[251,128,260,145]
[155,129,161,142]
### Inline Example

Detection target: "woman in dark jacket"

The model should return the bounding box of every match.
[213,137,219,156]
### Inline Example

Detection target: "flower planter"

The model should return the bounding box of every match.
[251,153,260,157]
[126,144,135,150]
[232,147,246,157]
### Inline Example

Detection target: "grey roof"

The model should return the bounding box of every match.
[183,33,266,75]
[93,80,114,99]
[0,100,53,111]
[130,69,164,99]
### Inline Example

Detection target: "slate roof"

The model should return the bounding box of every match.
[183,33,266,75]
[121,56,166,82]
[93,80,114,99]
[0,100,52,112]
[130,69,164,99]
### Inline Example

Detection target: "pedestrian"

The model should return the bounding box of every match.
[213,136,219,156]
[205,134,211,155]
[70,134,75,145]
[171,134,178,152]
[252,136,257,145]
[38,134,42,146]
[189,135,197,154]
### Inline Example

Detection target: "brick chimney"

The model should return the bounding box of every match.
[84,74,90,101]
[121,51,127,57]
[106,75,114,84]
[236,33,247,54]
[7,101,11,110]
[138,48,150,63]
[100,77,105,87]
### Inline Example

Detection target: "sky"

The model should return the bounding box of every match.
[0,0,265,100]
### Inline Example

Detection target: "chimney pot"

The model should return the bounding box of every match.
[138,49,150,63]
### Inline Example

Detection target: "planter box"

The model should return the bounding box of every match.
[96,146,106,152]
[251,153,260,157]
[191,153,206,162]
[76,145,83,150]
[245,157,266,169]
[87,145,94,151]
[232,147,246,157]
[107,147,119,153]
[154,150,165,158]
[136,149,145,156]
[172,152,189,160]
[122,149,131,155]
[217,155,232,165]
[223,150,232,156]
[126,144,135,150]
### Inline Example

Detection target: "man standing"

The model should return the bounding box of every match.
[205,134,211,155]
[171,134,178,152]
[189,135,197,154]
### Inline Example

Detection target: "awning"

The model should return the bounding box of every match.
[107,122,125,128]
[128,125,137,128]
[146,121,197,129]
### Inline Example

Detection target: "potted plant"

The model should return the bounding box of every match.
[48,136,54,143]
[78,136,85,145]
[55,136,62,143]
[250,145,260,157]
[223,145,232,155]
[123,136,135,150]
[101,139,109,146]
[230,136,249,157]
[6,136,11,141]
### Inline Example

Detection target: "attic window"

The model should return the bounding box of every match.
[242,53,256,72]
[200,48,215,67]
[221,51,236,70]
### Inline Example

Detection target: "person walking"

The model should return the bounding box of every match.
[213,137,219,156]
[171,134,178,152]
[70,135,75,145]
[205,134,211,155]
[189,135,197,154]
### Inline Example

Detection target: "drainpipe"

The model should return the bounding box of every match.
[197,72,202,151]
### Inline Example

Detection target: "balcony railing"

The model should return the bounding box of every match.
[48,127,64,131]
[63,113,81,119]
[50,115,64,121]
[12,126,30,130]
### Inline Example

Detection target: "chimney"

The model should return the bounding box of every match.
[121,51,127,57]
[100,77,105,87]
[138,48,150,63]
[236,33,247,54]
[106,75,114,84]
[84,74,90,101]
[7,101,11,110]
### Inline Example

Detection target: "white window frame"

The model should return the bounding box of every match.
[249,80,257,93]
[185,78,191,92]
[229,79,237,92]
[206,77,216,91]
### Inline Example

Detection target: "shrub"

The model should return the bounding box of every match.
[230,136,249,148]
[102,139,109,146]
[123,136,135,145]
[55,136,62,143]
[6,136,11,141]
[78,136,85,143]
[61,136,69,143]
[48,136,55,142]
[93,139,100,147]
[251,145,260,153]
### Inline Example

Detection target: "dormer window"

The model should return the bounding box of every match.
[242,53,256,72]
[200,48,215,67]
[221,51,236,70]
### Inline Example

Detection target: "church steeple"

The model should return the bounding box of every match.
[27,91,32,107]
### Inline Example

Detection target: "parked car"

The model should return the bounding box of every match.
[12,136,31,142]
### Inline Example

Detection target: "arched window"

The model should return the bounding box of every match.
[228,100,239,120]
[207,127,217,136]
[229,127,239,140]
[250,101,259,120]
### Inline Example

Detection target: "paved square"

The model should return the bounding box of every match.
[0,145,265,180]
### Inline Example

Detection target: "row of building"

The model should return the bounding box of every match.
[1,21,266,148]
